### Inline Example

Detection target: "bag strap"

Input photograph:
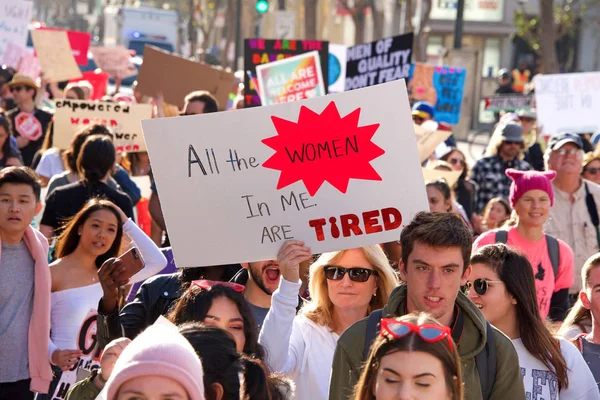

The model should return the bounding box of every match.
[544,234,560,278]
[362,308,383,362]
[573,333,586,353]
[475,322,497,400]
[495,230,508,244]
[584,182,600,249]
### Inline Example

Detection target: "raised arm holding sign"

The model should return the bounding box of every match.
[142,80,429,268]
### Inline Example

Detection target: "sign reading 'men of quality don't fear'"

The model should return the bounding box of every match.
[142,80,428,267]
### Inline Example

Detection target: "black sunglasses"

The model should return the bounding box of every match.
[466,278,503,296]
[9,86,23,93]
[324,266,378,282]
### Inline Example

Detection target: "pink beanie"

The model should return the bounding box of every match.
[506,168,557,207]
[105,325,205,400]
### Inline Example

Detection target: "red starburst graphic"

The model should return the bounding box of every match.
[262,101,385,196]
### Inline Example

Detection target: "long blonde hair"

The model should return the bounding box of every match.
[302,245,399,328]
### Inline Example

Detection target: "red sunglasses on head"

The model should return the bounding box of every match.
[380,318,453,350]
[192,280,245,293]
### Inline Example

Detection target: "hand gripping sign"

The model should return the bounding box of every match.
[142,80,429,268]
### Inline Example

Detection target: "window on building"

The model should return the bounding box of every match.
[426,35,444,64]
[481,38,501,77]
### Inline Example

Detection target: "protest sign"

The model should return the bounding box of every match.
[39,27,91,66]
[413,122,453,162]
[408,63,466,124]
[256,51,325,105]
[345,33,413,91]
[422,168,462,189]
[136,46,234,110]
[53,100,152,152]
[2,42,26,69]
[90,46,137,79]
[31,30,82,82]
[50,309,100,400]
[142,79,428,267]
[68,71,109,100]
[244,38,329,108]
[0,0,31,61]
[534,72,600,134]
[17,53,41,80]
[329,44,347,93]
[484,95,533,111]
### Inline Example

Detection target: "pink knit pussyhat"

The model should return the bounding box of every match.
[505,168,557,208]
[105,324,205,400]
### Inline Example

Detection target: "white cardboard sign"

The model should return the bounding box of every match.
[142,80,428,267]
[53,100,152,152]
[0,0,32,61]
[534,72,600,135]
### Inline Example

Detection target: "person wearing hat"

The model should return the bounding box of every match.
[412,101,457,147]
[544,133,600,298]
[518,109,545,171]
[103,324,206,400]
[471,122,532,213]
[4,74,52,167]
[582,152,600,186]
[474,168,574,321]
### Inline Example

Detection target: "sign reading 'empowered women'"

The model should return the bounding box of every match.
[345,33,414,91]
[53,100,152,152]
[142,80,429,267]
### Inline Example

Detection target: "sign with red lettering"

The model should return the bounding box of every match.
[142,79,428,267]
[244,38,329,108]
[53,99,152,152]
[256,51,325,105]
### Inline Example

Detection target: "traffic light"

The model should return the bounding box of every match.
[256,0,269,13]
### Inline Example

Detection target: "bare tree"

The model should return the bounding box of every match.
[342,0,369,44]
[403,0,432,62]
[369,0,385,40]
[305,0,318,39]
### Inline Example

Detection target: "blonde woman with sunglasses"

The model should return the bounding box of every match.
[258,240,399,400]
[468,244,599,400]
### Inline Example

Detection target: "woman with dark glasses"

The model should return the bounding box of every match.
[468,244,599,399]
[258,240,399,400]
[582,152,600,186]
[352,312,463,400]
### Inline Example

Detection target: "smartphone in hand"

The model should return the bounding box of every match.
[114,247,145,282]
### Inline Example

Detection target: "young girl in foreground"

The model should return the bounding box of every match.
[468,244,599,399]
[352,312,463,400]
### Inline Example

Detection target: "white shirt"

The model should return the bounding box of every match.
[35,148,65,179]
[513,337,600,400]
[259,278,339,400]
[545,180,600,292]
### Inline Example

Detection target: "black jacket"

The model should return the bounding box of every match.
[96,272,183,349]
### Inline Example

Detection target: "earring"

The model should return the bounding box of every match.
[373,292,377,297]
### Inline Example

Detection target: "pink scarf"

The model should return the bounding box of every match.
[0,226,53,393]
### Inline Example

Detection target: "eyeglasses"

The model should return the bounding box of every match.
[466,278,504,296]
[448,158,464,165]
[556,148,580,156]
[504,141,523,147]
[192,280,245,293]
[585,167,600,175]
[380,318,453,350]
[323,266,378,282]
[9,86,24,93]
